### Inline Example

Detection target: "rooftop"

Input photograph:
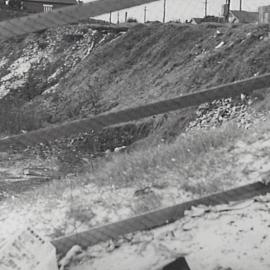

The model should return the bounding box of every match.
[230,10,259,23]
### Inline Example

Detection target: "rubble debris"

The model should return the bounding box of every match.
[23,167,54,178]
[215,41,225,49]
[0,22,122,101]
[186,96,266,131]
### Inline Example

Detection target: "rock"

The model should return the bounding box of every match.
[255,193,270,203]
[134,186,153,196]
[215,41,225,49]
[184,205,208,218]
[114,146,126,153]
[59,245,83,270]
[260,171,270,185]
[186,95,260,132]
[182,220,198,231]
[23,167,50,177]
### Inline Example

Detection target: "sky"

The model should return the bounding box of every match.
[86,0,270,23]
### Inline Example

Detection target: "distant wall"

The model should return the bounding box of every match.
[22,0,75,12]
[258,5,270,23]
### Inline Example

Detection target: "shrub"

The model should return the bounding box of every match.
[127,17,138,23]
[8,0,22,9]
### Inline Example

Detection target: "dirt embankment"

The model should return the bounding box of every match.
[1,22,270,157]
[30,22,270,122]
[0,19,121,134]
[2,22,270,129]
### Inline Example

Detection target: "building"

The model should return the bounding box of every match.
[190,9,258,25]
[190,16,224,24]
[258,5,270,24]
[228,10,258,24]
[190,17,202,24]
[22,0,78,12]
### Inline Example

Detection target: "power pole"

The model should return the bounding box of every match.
[125,11,128,22]
[163,0,166,23]
[144,6,147,23]
[225,0,231,22]
[117,11,120,24]
[109,11,112,24]
[204,0,208,17]
[239,0,242,11]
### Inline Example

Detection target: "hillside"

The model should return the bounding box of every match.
[0,18,123,134]
[1,20,270,269]
[49,22,270,118]
[1,22,270,134]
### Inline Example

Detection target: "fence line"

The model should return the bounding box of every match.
[1,73,270,151]
[0,0,158,41]
[52,181,270,255]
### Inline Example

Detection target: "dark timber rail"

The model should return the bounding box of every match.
[1,73,270,151]
[0,0,158,41]
[52,181,270,255]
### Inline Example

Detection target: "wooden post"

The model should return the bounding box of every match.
[117,11,120,24]
[163,0,166,23]
[144,6,147,23]
[228,0,231,20]
[225,0,231,22]
[239,0,242,11]
[125,11,128,22]
[204,0,207,17]
[109,11,112,24]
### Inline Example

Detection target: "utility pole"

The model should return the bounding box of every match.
[225,0,231,22]
[204,0,208,17]
[125,11,128,22]
[239,0,242,11]
[117,11,120,24]
[109,11,112,24]
[163,0,166,23]
[144,6,147,23]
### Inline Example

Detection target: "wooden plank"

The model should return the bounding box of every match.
[0,0,159,40]
[88,24,130,32]
[52,182,270,255]
[163,257,191,270]
[0,73,270,151]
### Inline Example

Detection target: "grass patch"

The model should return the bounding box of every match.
[6,117,270,238]
[87,122,245,191]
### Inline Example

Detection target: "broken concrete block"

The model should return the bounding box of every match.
[0,227,58,270]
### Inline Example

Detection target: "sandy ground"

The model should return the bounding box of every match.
[0,115,270,270]
[70,194,270,270]
[1,124,270,245]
